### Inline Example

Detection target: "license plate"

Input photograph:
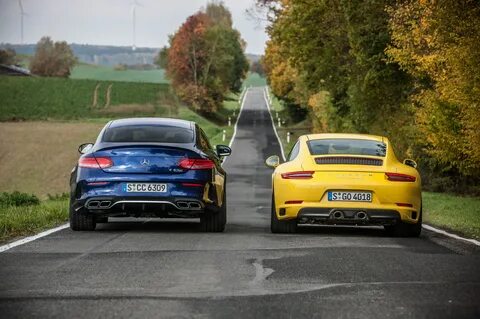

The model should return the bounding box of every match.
[328,191,372,202]
[124,183,167,193]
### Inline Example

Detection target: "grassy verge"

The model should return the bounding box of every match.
[0,198,68,244]
[423,192,480,240]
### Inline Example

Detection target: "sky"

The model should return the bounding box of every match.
[0,0,268,54]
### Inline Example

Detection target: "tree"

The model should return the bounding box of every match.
[0,48,17,65]
[387,0,480,177]
[30,37,77,77]
[161,3,248,113]
[250,59,265,77]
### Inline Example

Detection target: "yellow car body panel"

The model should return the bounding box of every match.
[272,134,421,225]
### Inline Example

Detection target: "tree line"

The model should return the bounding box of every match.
[156,2,249,115]
[258,0,480,193]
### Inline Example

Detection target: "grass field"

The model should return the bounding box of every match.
[0,198,68,243]
[71,64,168,84]
[0,76,170,120]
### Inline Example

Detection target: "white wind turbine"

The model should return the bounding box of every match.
[18,0,27,44]
[131,0,143,51]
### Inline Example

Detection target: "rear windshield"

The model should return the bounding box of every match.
[307,139,386,157]
[103,125,194,143]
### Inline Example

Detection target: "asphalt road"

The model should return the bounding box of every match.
[1,87,479,318]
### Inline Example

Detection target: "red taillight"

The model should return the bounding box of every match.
[385,172,416,182]
[285,200,303,204]
[396,203,413,207]
[182,183,204,187]
[178,158,215,170]
[281,171,314,179]
[79,157,113,169]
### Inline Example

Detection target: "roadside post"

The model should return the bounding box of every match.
[278,117,281,128]
[228,117,231,126]
[222,130,226,142]
[287,132,291,143]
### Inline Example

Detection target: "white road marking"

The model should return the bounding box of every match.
[222,88,249,166]
[263,87,286,161]
[0,223,69,253]
[423,224,480,246]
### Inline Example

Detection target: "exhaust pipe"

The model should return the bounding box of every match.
[188,202,201,210]
[332,210,344,219]
[177,201,189,210]
[356,211,367,220]
[86,201,100,209]
[99,201,111,208]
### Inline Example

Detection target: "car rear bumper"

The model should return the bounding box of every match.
[71,195,212,218]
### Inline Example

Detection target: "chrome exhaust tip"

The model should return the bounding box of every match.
[176,201,189,210]
[86,201,100,209]
[188,202,201,210]
[99,201,111,208]
[356,211,367,220]
[332,210,344,219]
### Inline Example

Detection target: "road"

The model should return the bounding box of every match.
[1,87,479,318]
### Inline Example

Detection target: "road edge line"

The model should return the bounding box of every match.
[0,223,70,253]
[222,88,249,166]
[263,87,286,161]
[422,224,480,246]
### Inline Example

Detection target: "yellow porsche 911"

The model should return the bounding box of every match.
[265,133,422,236]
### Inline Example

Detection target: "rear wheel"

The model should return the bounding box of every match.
[385,207,422,237]
[200,190,226,232]
[271,192,297,233]
[69,203,96,231]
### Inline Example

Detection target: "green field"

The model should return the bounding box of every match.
[0,76,171,120]
[243,72,267,88]
[71,64,168,84]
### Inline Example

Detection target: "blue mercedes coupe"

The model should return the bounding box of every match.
[69,118,231,232]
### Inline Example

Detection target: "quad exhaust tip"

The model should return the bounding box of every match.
[356,211,367,220]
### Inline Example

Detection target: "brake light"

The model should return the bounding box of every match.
[178,158,215,170]
[79,157,113,169]
[182,183,204,187]
[385,172,416,182]
[285,200,303,204]
[281,171,314,179]
[396,203,413,207]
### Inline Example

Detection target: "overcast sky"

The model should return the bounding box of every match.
[0,0,268,54]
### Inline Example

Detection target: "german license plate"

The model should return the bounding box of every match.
[124,183,167,193]
[328,191,372,202]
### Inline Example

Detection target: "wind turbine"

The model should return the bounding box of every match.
[131,0,143,51]
[18,0,27,44]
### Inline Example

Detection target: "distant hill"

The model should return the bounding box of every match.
[0,43,159,66]
[1,43,262,67]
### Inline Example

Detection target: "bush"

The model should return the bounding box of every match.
[47,193,70,201]
[0,191,40,207]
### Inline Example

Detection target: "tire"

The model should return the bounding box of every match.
[270,192,297,233]
[96,216,108,223]
[200,189,226,232]
[385,207,422,237]
[69,203,96,231]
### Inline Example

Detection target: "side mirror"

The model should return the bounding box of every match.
[78,143,94,154]
[216,144,232,157]
[403,159,417,168]
[265,155,280,168]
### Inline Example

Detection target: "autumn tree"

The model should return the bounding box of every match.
[30,37,77,77]
[387,0,480,179]
[160,2,248,113]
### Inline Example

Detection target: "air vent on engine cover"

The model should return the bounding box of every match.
[315,156,383,166]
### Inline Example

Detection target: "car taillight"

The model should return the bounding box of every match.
[79,157,113,169]
[385,172,416,182]
[178,158,215,170]
[281,171,314,179]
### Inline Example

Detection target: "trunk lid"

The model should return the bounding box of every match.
[94,146,198,174]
